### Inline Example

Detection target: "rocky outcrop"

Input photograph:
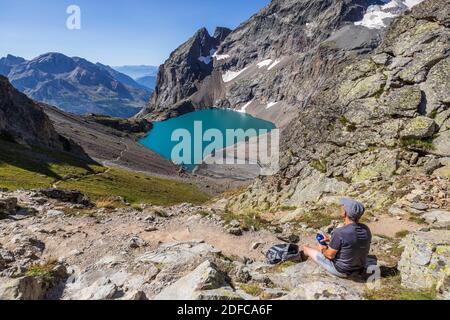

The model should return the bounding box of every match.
[154,261,232,300]
[0,53,151,118]
[0,197,17,218]
[0,264,67,300]
[398,230,449,298]
[228,0,450,212]
[37,189,92,208]
[0,76,85,154]
[83,114,152,138]
[138,27,231,120]
[422,211,450,229]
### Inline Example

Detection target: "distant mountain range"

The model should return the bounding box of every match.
[112,65,158,90]
[112,65,158,79]
[0,53,153,118]
[135,76,157,90]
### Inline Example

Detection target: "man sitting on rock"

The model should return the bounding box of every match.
[302,199,372,278]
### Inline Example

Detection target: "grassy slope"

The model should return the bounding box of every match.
[0,139,209,206]
[58,168,209,205]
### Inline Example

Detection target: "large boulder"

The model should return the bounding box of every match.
[0,277,49,300]
[288,170,348,205]
[258,260,365,300]
[0,197,17,217]
[381,86,422,117]
[421,58,450,114]
[153,261,232,300]
[0,263,67,300]
[280,278,364,300]
[433,165,450,179]
[339,73,386,105]
[351,149,399,182]
[37,189,92,207]
[400,116,438,139]
[422,210,450,229]
[68,277,119,300]
[398,230,449,297]
[62,268,149,300]
[432,131,450,157]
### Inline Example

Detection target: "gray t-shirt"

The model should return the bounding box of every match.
[329,223,372,275]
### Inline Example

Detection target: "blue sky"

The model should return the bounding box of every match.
[0,0,269,66]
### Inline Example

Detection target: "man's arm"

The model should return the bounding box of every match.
[319,245,338,260]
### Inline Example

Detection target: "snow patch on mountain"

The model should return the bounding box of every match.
[404,0,425,8]
[257,59,273,69]
[268,59,282,71]
[198,56,212,64]
[354,0,425,29]
[266,101,279,109]
[213,51,230,61]
[198,49,217,65]
[222,67,248,83]
[237,100,253,113]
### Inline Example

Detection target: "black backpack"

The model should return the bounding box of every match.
[266,244,300,265]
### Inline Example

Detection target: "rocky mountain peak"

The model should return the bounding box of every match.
[213,27,232,43]
[0,75,83,154]
[140,26,232,119]
[29,52,78,74]
[0,55,26,77]
[2,54,26,65]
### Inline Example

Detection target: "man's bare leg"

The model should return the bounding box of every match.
[302,245,321,263]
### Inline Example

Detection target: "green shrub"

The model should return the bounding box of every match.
[395,230,410,239]
[400,137,434,151]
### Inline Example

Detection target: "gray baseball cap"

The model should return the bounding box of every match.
[340,198,366,221]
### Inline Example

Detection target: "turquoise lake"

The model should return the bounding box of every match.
[139,109,276,170]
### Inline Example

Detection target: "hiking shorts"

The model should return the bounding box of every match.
[315,253,348,278]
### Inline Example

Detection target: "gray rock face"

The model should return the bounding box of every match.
[400,117,438,139]
[250,259,366,300]
[139,27,231,120]
[154,261,231,300]
[0,53,151,118]
[137,241,221,267]
[432,131,450,157]
[62,268,148,300]
[281,279,364,300]
[398,230,449,295]
[0,263,67,300]
[422,210,450,228]
[0,76,85,154]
